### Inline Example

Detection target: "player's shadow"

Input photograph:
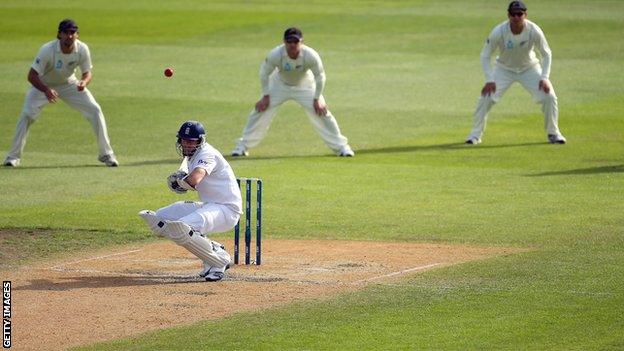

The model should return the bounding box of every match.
[226,141,547,160]
[527,164,624,177]
[0,158,181,170]
[16,275,203,291]
[356,141,545,154]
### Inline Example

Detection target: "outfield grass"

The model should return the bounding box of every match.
[1,0,623,349]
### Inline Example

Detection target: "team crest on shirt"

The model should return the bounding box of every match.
[56,60,63,69]
[284,62,292,71]
[506,40,513,49]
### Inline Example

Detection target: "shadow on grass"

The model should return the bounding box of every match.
[16,275,203,291]
[357,141,545,154]
[527,164,624,177]
[0,142,551,167]
[0,158,181,170]
[225,141,548,160]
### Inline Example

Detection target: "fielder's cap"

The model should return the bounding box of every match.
[284,27,302,41]
[58,19,78,32]
[508,1,527,12]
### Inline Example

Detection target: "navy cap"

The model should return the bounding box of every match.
[58,19,78,32]
[508,1,527,12]
[284,27,302,41]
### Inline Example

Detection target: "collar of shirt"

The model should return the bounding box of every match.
[55,39,79,54]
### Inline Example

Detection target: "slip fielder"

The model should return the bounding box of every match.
[465,1,567,145]
[231,27,354,157]
[3,19,118,167]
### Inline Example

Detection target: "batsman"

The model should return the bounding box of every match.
[139,121,242,282]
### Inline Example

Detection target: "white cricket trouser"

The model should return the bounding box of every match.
[6,83,114,160]
[155,201,240,235]
[235,74,349,153]
[468,64,561,140]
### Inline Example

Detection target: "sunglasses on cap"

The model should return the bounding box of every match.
[509,12,525,17]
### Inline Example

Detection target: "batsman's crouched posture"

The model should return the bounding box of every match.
[140,121,242,282]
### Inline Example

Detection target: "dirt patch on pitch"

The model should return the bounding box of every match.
[2,238,522,350]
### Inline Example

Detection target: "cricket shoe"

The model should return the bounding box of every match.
[465,137,482,145]
[200,262,231,282]
[338,145,355,157]
[98,153,119,167]
[548,134,567,144]
[138,210,166,236]
[3,158,19,167]
[231,146,248,157]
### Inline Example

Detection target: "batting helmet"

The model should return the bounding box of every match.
[176,120,206,156]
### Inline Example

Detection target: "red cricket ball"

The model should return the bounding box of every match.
[164,68,174,77]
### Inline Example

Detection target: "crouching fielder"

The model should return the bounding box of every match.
[140,120,242,282]
[465,1,566,145]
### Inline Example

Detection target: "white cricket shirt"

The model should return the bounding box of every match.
[480,19,552,81]
[187,143,242,213]
[260,44,326,99]
[31,39,92,87]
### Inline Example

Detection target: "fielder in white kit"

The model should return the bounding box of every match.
[231,27,354,157]
[3,19,118,167]
[140,121,242,282]
[465,1,567,145]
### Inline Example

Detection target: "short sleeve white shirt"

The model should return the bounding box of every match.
[31,39,92,86]
[187,143,242,213]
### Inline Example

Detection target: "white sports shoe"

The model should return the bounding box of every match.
[200,262,230,282]
[548,134,567,144]
[465,137,482,145]
[3,158,19,167]
[98,154,119,167]
[199,241,231,281]
[231,146,248,157]
[338,145,355,157]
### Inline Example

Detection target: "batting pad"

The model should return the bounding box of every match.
[138,210,166,237]
[163,221,230,268]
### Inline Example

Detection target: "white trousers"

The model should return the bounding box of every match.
[235,75,349,153]
[156,201,240,235]
[468,65,561,140]
[5,83,114,160]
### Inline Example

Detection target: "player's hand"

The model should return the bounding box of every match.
[167,171,188,194]
[255,95,270,112]
[481,82,496,96]
[313,99,327,116]
[44,88,59,103]
[77,80,87,91]
[539,79,551,94]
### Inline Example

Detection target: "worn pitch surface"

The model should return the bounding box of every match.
[6,239,520,350]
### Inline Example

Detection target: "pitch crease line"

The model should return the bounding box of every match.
[49,249,142,270]
[352,263,441,284]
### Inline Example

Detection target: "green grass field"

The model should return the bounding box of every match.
[1,0,623,349]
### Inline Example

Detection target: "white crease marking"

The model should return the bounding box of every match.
[352,263,441,284]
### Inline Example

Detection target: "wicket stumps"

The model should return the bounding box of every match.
[234,177,262,265]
